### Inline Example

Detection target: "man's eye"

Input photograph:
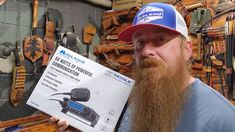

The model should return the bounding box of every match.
[155,36,165,42]
[153,36,167,46]
[135,41,143,50]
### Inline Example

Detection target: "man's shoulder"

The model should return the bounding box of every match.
[178,79,235,132]
[187,78,235,115]
[190,78,234,107]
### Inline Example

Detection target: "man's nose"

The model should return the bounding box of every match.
[141,43,156,57]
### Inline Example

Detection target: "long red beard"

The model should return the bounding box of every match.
[130,56,189,132]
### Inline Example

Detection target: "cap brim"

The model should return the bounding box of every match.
[118,24,180,43]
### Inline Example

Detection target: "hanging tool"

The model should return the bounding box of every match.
[10,41,26,107]
[190,8,211,62]
[61,25,80,53]
[23,0,44,73]
[55,19,62,46]
[42,1,55,69]
[10,1,26,107]
[225,15,235,100]
[196,6,235,32]
[83,23,96,58]
[203,36,213,86]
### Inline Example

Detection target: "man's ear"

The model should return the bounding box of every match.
[183,40,193,61]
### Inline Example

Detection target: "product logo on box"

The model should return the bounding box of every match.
[59,49,85,64]
[106,70,133,86]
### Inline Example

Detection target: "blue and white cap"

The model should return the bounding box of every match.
[118,3,188,42]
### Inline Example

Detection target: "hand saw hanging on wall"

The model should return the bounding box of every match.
[10,1,26,107]
[10,41,26,107]
[23,0,44,64]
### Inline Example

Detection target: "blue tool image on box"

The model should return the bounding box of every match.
[49,88,100,127]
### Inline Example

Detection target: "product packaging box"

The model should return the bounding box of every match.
[27,46,135,132]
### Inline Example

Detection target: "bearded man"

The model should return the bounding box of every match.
[117,2,235,132]
[50,3,235,132]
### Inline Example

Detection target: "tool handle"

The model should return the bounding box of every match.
[32,0,39,33]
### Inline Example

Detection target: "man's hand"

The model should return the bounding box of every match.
[50,115,80,132]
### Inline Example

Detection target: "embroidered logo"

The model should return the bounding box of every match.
[136,6,164,24]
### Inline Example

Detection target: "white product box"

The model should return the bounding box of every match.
[27,46,135,132]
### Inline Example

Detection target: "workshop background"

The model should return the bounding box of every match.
[1,0,235,131]
[0,0,106,121]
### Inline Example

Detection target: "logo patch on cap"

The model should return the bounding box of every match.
[136,6,164,24]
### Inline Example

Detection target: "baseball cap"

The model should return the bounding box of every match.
[118,2,188,42]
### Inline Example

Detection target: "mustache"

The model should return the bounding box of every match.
[140,57,161,68]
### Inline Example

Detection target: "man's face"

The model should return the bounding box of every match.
[130,28,191,132]
[133,28,188,75]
